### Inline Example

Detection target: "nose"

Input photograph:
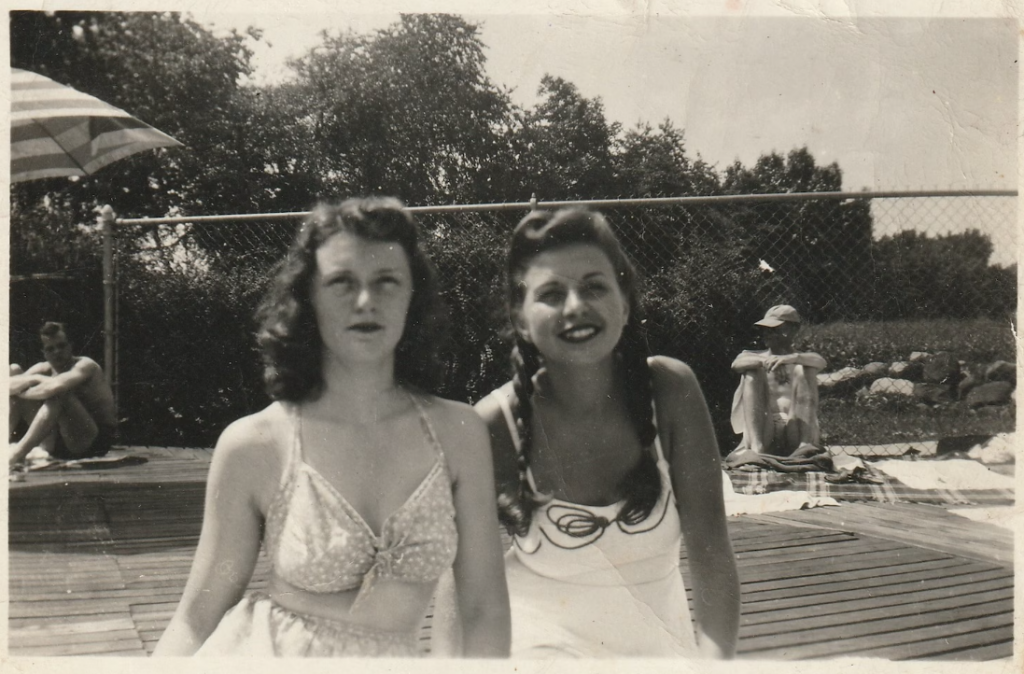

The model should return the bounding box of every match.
[354,285,373,310]
[563,288,585,315]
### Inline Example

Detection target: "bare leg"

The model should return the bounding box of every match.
[787,365,821,453]
[740,369,775,453]
[55,393,100,456]
[9,364,26,439]
[9,392,98,466]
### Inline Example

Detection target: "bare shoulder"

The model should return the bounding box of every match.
[417,394,489,449]
[70,356,101,375]
[649,356,718,464]
[417,394,493,482]
[472,381,513,428]
[209,403,290,503]
[649,355,701,399]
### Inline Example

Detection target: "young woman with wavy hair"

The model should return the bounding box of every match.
[474,207,739,658]
[155,197,509,657]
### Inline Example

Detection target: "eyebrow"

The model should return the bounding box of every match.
[321,266,405,279]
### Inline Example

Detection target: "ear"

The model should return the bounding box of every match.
[510,308,532,343]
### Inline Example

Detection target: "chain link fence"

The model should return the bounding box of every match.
[110,191,1016,453]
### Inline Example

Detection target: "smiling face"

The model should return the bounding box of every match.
[513,243,630,366]
[310,231,414,371]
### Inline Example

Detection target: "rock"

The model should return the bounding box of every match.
[976,405,1011,418]
[909,351,929,362]
[922,352,960,385]
[985,360,1016,383]
[967,432,1016,464]
[937,434,994,457]
[869,378,915,396]
[958,371,983,399]
[818,367,867,397]
[914,382,954,405]
[889,360,923,381]
[863,362,888,376]
[818,367,862,387]
[888,361,909,377]
[965,381,1014,408]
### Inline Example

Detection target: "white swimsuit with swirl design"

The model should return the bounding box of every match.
[491,390,697,658]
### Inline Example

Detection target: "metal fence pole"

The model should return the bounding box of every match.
[100,205,117,412]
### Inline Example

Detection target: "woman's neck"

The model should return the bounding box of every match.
[312,353,403,423]
[536,357,618,416]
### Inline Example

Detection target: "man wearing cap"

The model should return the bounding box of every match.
[728,305,827,457]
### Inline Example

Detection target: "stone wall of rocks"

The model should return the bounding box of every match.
[817,352,1016,415]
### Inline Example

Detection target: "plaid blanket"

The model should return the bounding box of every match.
[726,468,1015,506]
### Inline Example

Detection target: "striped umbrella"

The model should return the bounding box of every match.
[11,67,184,183]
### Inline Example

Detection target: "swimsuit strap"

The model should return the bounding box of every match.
[493,389,522,453]
[492,390,539,492]
[651,399,667,465]
[280,403,303,489]
[407,391,446,462]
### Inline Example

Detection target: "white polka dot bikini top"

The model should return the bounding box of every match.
[263,394,458,607]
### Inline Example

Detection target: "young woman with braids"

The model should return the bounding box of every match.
[474,207,740,658]
[155,198,509,657]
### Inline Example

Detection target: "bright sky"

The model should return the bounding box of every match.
[195,3,1018,196]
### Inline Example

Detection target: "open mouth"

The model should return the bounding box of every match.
[559,325,600,343]
[348,322,384,334]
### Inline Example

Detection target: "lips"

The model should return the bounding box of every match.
[348,322,384,334]
[559,325,600,343]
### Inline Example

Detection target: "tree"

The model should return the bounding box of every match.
[609,121,722,271]
[505,76,619,201]
[286,14,513,206]
[722,148,874,321]
[869,230,1015,319]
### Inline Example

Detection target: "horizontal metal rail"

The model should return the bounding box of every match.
[112,190,1017,227]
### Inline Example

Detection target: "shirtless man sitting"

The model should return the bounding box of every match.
[727,305,826,458]
[10,322,117,467]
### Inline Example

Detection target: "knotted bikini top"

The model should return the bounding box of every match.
[263,395,458,606]
[490,387,682,586]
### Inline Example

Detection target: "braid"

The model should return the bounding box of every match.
[497,336,543,536]
[616,320,662,526]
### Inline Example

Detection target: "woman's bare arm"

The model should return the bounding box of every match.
[653,357,741,658]
[439,400,511,657]
[152,412,277,656]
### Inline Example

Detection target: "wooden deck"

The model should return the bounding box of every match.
[7,447,1015,660]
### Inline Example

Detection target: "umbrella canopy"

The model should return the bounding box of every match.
[11,68,184,183]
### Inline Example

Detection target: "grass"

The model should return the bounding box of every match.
[799,317,1016,446]
[820,397,1015,446]
[798,317,1017,369]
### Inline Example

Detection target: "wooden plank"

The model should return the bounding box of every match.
[11,587,187,604]
[749,504,1013,566]
[13,638,147,657]
[745,609,1014,660]
[731,546,953,582]
[739,599,1012,655]
[9,616,137,634]
[741,579,1013,631]
[922,640,1016,661]
[741,564,1010,612]
[11,628,144,648]
[861,624,1015,660]
[739,556,977,597]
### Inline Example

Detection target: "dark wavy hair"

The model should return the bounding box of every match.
[500,207,661,536]
[256,197,447,402]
